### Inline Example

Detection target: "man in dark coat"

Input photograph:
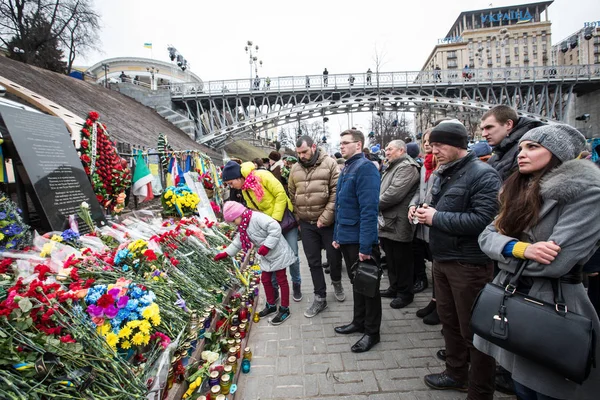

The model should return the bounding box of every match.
[415,120,501,400]
[332,129,381,353]
[480,105,544,181]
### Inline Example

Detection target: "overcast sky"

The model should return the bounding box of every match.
[83,0,600,141]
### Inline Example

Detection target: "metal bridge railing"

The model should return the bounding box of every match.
[169,64,600,97]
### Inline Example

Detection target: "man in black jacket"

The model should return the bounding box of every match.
[480,105,544,181]
[415,120,501,400]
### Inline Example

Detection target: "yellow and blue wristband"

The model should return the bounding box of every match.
[502,240,530,259]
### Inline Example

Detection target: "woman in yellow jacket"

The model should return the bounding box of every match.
[222,160,302,302]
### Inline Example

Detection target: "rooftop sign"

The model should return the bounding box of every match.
[482,10,533,24]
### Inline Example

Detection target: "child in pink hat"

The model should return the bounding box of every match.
[214,201,294,325]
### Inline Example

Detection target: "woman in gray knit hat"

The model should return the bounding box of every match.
[475,124,600,400]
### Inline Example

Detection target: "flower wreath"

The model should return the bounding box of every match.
[79,112,132,214]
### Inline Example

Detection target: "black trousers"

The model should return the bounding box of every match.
[380,238,414,299]
[412,237,430,282]
[340,243,381,335]
[299,220,342,297]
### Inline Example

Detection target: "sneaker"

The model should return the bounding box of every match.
[304,295,328,318]
[258,303,277,318]
[292,282,303,302]
[332,280,345,302]
[270,306,290,325]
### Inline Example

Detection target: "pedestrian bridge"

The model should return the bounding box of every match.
[169,65,600,148]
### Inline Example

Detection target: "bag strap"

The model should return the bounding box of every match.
[505,259,567,316]
[246,192,260,210]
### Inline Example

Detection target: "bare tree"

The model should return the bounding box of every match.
[277,120,329,150]
[368,111,411,148]
[0,0,101,72]
[60,0,100,74]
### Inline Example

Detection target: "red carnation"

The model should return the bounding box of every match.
[34,264,52,281]
[170,258,180,266]
[81,154,91,163]
[60,334,76,343]
[96,195,104,203]
[84,167,90,175]
[96,294,114,308]
[143,249,157,261]
[81,139,89,149]
[89,111,99,121]
[82,128,90,137]
[85,119,93,126]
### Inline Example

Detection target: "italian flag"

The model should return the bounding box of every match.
[132,153,154,202]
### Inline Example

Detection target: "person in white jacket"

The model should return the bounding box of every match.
[214,201,295,325]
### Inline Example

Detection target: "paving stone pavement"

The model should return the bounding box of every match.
[236,243,515,400]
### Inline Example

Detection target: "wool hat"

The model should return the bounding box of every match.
[268,151,281,162]
[222,160,243,181]
[406,142,420,158]
[471,141,492,157]
[429,119,469,149]
[334,152,343,159]
[519,124,586,162]
[223,201,247,222]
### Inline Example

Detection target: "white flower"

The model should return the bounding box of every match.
[81,201,89,209]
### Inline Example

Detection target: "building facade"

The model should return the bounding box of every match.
[422,1,553,73]
[552,24,600,66]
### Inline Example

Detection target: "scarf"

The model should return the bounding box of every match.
[241,170,265,202]
[299,148,320,168]
[424,153,436,182]
[237,209,253,252]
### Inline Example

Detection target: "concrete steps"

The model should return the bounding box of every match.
[156,106,196,139]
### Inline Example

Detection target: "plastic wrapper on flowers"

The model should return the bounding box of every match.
[161,184,200,217]
[0,192,32,252]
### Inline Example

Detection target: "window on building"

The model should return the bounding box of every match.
[542,43,547,52]
[533,44,538,54]
[515,54,520,61]
[532,36,537,44]
[570,54,573,61]
[496,55,501,64]
[448,60,458,68]
[447,51,457,59]
[514,47,519,55]
[524,46,529,55]
[594,54,600,64]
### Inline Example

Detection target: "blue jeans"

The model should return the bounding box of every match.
[513,380,562,400]
[271,226,301,290]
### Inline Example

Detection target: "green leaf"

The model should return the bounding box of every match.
[17,298,32,313]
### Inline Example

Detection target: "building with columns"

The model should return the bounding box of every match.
[421,1,553,73]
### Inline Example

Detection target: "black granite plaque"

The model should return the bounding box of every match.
[0,105,106,233]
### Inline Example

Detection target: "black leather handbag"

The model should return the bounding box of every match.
[471,260,596,384]
[351,258,382,298]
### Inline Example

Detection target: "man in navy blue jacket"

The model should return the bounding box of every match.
[332,129,381,353]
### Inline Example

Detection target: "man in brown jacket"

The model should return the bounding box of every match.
[289,135,345,318]
[379,140,420,308]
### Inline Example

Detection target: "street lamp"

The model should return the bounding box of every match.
[101,63,110,88]
[245,41,263,86]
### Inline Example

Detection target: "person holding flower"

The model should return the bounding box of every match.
[221,160,302,302]
[214,201,295,325]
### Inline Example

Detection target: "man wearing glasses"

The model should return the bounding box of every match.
[332,129,381,353]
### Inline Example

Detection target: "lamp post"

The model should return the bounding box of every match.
[245,41,263,88]
[101,63,110,88]
[146,66,159,90]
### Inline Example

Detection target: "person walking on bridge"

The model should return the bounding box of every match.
[323,68,329,87]
[288,135,346,318]
[366,68,372,85]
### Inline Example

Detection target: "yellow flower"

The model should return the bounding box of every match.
[142,303,159,320]
[131,332,145,346]
[151,314,161,326]
[106,332,119,348]
[126,320,141,329]
[0,233,4,241]
[142,334,150,346]
[51,234,63,243]
[153,276,159,281]
[120,340,131,349]
[139,320,152,335]
[118,326,132,339]
[98,323,111,336]
[40,242,55,257]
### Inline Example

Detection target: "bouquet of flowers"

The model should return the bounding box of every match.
[84,279,167,352]
[79,111,132,215]
[200,171,215,191]
[0,193,32,251]
[161,184,200,217]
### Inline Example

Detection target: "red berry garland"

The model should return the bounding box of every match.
[79,112,132,214]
